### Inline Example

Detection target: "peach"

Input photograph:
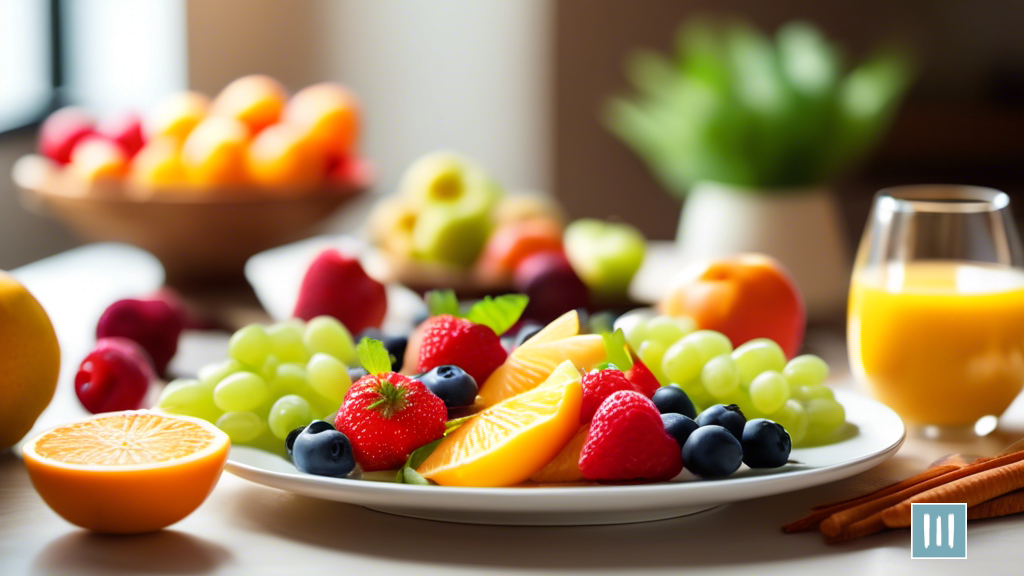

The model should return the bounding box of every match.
[283,82,360,160]
[128,137,186,191]
[245,123,326,189]
[476,218,563,280]
[68,136,129,183]
[144,91,210,142]
[659,254,805,358]
[211,75,287,134]
[181,117,250,186]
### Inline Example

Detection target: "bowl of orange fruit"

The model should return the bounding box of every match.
[12,75,370,283]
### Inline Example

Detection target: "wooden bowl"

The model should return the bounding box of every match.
[13,155,366,284]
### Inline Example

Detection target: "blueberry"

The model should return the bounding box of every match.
[348,366,369,382]
[661,413,699,447]
[695,404,746,441]
[682,425,743,479]
[741,419,792,468]
[292,421,355,477]
[285,425,304,455]
[514,322,544,348]
[652,385,697,419]
[417,365,478,408]
[358,330,407,372]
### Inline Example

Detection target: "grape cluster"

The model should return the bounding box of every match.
[157,316,358,454]
[614,310,846,445]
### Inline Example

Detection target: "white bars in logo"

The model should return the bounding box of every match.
[922,513,956,549]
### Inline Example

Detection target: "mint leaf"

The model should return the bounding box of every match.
[426,289,461,317]
[395,415,476,484]
[467,294,529,335]
[357,338,392,375]
[601,329,633,370]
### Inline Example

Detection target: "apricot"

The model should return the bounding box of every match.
[246,123,326,189]
[211,75,287,134]
[283,82,360,160]
[181,117,250,186]
[68,136,129,182]
[129,136,186,191]
[144,91,210,142]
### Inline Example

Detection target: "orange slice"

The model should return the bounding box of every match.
[479,311,605,408]
[530,423,590,483]
[22,410,230,534]
[418,360,583,486]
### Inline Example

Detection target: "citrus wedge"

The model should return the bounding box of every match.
[530,423,590,483]
[523,309,580,346]
[417,360,583,486]
[22,410,230,534]
[479,326,605,408]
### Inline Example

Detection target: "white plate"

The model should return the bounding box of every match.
[226,389,904,526]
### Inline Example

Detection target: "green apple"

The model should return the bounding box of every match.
[412,189,494,268]
[564,219,646,297]
[398,150,502,209]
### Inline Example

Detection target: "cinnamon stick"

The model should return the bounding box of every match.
[968,489,1024,520]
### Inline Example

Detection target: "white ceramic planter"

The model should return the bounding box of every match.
[676,182,850,320]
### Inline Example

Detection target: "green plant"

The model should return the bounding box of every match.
[605,20,913,193]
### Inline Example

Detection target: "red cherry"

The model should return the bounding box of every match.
[75,338,155,414]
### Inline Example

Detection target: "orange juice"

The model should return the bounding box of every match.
[849,261,1024,426]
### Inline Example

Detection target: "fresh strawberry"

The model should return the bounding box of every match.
[335,339,447,471]
[579,390,683,482]
[293,249,387,335]
[625,359,661,398]
[416,292,528,385]
[580,368,636,423]
[417,315,507,385]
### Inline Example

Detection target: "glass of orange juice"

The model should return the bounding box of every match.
[849,185,1024,436]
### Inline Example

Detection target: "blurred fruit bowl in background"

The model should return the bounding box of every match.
[12,75,371,284]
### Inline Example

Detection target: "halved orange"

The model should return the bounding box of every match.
[418,360,583,487]
[22,410,230,534]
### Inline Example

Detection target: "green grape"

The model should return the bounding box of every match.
[615,309,654,351]
[307,353,352,404]
[685,330,733,363]
[733,338,787,386]
[269,362,312,398]
[678,379,716,413]
[784,354,829,387]
[158,378,221,422]
[268,394,313,439]
[661,339,702,384]
[304,316,358,365]
[216,411,265,443]
[637,340,668,383]
[198,359,243,386]
[770,399,808,444]
[806,398,846,441]
[213,371,270,412]
[793,384,835,403]
[644,315,696,346]
[701,354,740,399]
[260,354,281,381]
[229,324,271,368]
[268,320,309,363]
[749,370,790,414]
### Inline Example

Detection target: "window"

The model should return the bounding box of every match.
[0,0,54,131]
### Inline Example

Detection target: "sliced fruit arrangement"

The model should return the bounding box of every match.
[368,151,647,320]
[614,309,846,446]
[21,410,229,534]
[28,74,369,197]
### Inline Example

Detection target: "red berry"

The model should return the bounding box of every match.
[417,315,508,385]
[580,368,637,423]
[293,249,387,334]
[75,338,155,414]
[96,298,183,376]
[579,390,683,482]
[626,359,661,398]
[39,107,95,164]
[334,372,446,471]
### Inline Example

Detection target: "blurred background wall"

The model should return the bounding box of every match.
[2,0,1022,268]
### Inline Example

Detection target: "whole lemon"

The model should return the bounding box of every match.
[0,271,60,450]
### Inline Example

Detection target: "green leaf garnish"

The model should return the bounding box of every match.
[357,338,393,375]
[396,415,476,484]
[467,294,529,335]
[601,329,634,371]
[426,289,461,317]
